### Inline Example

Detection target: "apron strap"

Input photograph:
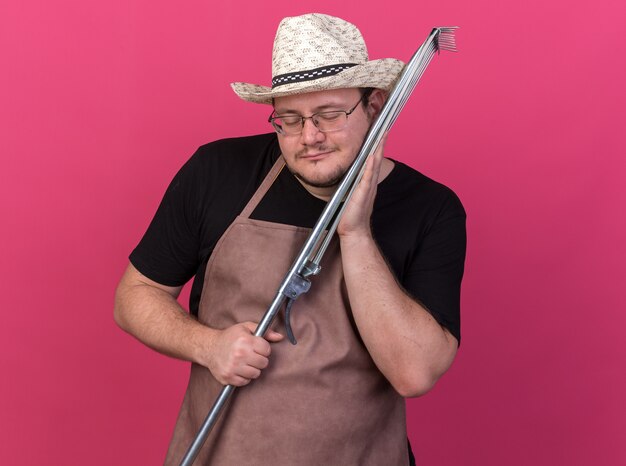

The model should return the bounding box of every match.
[240,155,286,219]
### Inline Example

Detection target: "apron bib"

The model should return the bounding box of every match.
[165,157,407,465]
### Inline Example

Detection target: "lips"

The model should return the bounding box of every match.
[300,150,333,161]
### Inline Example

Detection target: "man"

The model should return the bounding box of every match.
[115,13,465,465]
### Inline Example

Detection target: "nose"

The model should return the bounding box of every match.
[300,117,325,145]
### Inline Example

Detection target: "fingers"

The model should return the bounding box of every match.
[337,134,388,237]
[208,322,283,387]
[363,132,387,187]
[352,133,388,202]
[237,364,262,381]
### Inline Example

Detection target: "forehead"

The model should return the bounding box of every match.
[273,88,361,113]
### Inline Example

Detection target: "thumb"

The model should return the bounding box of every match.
[264,329,285,342]
[241,322,284,342]
[241,321,259,334]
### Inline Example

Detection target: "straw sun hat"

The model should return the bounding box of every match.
[231,13,405,105]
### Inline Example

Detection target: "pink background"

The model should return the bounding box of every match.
[1,0,625,464]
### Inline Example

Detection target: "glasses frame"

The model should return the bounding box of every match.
[268,95,366,135]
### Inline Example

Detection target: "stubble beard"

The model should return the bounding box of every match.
[290,165,346,189]
[289,146,349,188]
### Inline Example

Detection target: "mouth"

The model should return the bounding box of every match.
[299,150,334,161]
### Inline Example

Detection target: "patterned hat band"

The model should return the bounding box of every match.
[271,63,358,89]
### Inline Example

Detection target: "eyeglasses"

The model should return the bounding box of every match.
[268,96,366,135]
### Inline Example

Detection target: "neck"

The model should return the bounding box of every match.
[298,182,336,202]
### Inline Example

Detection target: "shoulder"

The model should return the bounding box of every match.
[196,132,280,157]
[187,133,280,175]
[378,160,465,225]
[172,133,280,194]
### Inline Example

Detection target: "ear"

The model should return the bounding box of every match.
[366,89,387,120]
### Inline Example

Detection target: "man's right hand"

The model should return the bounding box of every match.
[205,322,284,387]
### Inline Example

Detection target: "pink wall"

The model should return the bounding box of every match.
[1,1,624,464]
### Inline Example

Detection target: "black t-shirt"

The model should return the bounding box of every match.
[130,132,466,342]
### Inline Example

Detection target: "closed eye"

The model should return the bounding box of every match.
[315,111,343,122]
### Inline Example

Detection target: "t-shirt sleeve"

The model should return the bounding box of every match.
[403,190,466,343]
[129,151,203,287]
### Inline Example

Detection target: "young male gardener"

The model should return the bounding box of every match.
[115,13,466,465]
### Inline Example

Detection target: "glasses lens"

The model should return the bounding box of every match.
[272,115,302,135]
[314,111,347,133]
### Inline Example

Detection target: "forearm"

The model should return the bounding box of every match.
[114,264,284,386]
[340,233,458,397]
[114,267,217,368]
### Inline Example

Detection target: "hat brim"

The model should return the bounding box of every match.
[231,58,405,105]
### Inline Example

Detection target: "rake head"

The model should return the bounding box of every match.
[434,26,459,53]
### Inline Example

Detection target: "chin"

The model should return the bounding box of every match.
[296,174,343,189]
[292,164,347,189]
